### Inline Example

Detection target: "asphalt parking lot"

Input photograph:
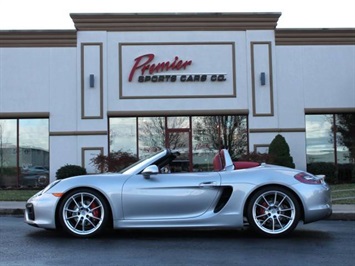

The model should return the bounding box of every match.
[0,216,354,266]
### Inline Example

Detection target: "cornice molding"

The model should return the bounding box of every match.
[70,12,281,31]
[107,109,249,117]
[0,30,77,47]
[0,112,49,118]
[275,29,355,45]
[305,108,355,114]
[1,18,354,47]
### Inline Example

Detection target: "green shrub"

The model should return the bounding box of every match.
[307,162,354,184]
[307,162,336,183]
[338,164,354,183]
[0,167,18,176]
[56,164,87,179]
[268,134,295,168]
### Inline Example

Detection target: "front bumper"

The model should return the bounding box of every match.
[24,193,59,229]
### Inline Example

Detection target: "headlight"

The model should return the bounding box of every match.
[37,180,61,196]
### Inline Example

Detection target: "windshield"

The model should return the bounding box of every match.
[119,150,165,174]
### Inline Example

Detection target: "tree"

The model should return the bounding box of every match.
[138,117,187,150]
[139,117,166,149]
[193,116,247,159]
[90,150,138,173]
[268,134,295,168]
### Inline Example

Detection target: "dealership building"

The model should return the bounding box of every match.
[0,13,354,187]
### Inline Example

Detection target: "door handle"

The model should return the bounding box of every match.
[199,181,217,187]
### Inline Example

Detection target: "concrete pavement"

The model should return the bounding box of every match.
[0,201,354,220]
[328,204,355,220]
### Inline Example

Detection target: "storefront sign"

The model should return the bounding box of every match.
[129,54,192,81]
[128,53,228,84]
[119,43,236,99]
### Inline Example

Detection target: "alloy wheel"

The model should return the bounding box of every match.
[61,190,107,237]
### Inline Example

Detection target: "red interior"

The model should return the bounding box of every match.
[213,150,260,171]
[233,161,260,170]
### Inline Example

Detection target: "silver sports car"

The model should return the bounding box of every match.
[25,149,332,238]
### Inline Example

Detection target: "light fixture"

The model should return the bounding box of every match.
[89,74,95,88]
[260,72,266,86]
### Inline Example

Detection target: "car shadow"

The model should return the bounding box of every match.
[27,226,332,241]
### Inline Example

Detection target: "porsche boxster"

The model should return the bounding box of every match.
[25,149,332,238]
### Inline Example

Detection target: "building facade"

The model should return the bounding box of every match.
[0,13,354,187]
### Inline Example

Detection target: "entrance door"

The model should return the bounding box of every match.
[165,117,192,172]
[166,130,191,172]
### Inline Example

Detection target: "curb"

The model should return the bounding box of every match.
[329,214,355,220]
[0,208,24,216]
[327,212,355,221]
[0,202,26,216]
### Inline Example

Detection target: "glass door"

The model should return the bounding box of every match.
[166,117,192,172]
[166,130,191,172]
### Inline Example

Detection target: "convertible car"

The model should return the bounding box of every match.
[25,149,332,238]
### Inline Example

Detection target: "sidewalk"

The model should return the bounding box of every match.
[0,201,354,220]
[328,204,355,220]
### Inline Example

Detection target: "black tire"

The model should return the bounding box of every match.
[246,186,300,237]
[58,188,109,237]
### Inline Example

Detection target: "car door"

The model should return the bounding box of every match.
[122,171,221,220]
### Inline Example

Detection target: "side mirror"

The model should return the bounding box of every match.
[142,165,159,179]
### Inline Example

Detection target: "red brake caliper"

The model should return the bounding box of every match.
[257,202,269,220]
[91,202,99,218]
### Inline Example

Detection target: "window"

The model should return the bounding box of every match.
[0,118,49,188]
[109,117,137,155]
[306,115,334,163]
[138,117,165,158]
[336,114,355,165]
[191,116,247,171]
[306,113,354,183]
[0,120,17,187]
[109,115,248,172]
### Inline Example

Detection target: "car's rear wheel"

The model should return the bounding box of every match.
[246,186,300,237]
[58,189,109,237]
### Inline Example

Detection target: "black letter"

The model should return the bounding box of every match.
[218,75,226,81]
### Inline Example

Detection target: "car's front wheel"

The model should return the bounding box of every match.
[246,186,300,237]
[58,189,109,237]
